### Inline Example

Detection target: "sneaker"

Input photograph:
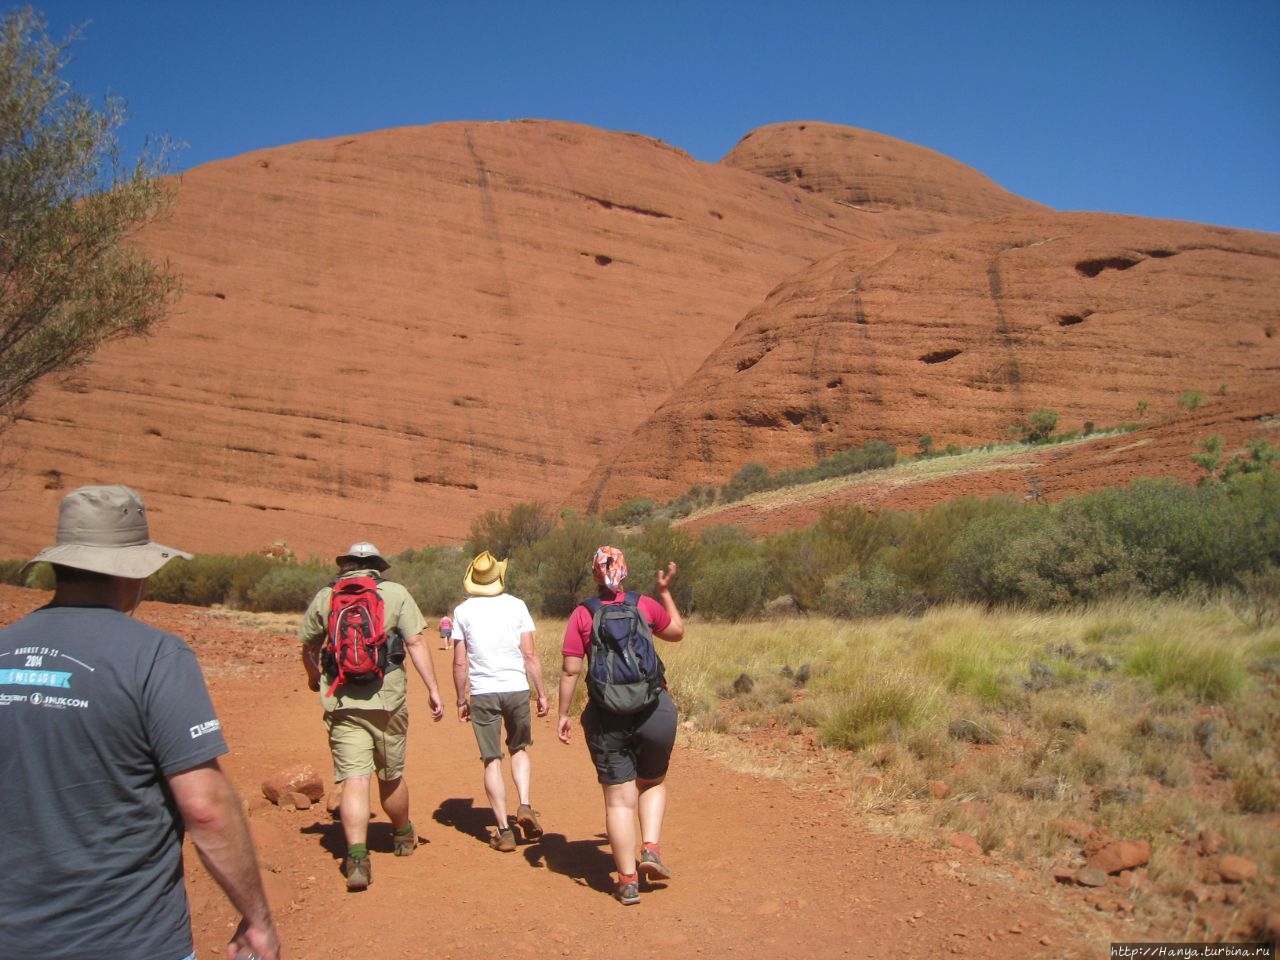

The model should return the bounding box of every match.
[516,803,544,840]
[393,824,418,857]
[638,844,671,881]
[489,827,517,852]
[614,874,640,905]
[343,854,371,892]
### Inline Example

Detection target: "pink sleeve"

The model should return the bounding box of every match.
[562,605,592,658]
[638,595,671,635]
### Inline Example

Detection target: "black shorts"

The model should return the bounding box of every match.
[581,689,677,785]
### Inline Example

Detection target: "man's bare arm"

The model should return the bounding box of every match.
[168,760,280,960]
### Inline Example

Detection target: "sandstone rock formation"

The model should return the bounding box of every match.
[721,121,1047,227]
[1,120,1059,557]
[3,120,1277,558]
[579,213,1280,512]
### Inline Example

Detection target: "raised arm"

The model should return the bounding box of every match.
[654,561,684,642]
[168,760,280,960]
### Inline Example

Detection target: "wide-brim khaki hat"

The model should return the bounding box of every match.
[463,550,507,596]
[23,484,192,580]
[336,541,390,572]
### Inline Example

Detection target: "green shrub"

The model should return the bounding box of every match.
[820,562,909,618]
[603,498,656,527]
[887,496,1014,602]
[944,500,1051,605]
[1022,408,1059,443]
[720,462,770,503]
[390,546,468,618]
[147,553,276,608]
[246,563,330,613]
[692,553,771,621]
[1220,437,1280,481]
[467,501,555,558]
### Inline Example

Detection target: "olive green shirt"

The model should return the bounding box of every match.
[298,570,427,712]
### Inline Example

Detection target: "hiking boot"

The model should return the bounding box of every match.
[393,823,418,857]
[343,854,371,892]
[516,803,544,840]
[638,844,671,881]
[489,827,517,852]
[614,874,640,905]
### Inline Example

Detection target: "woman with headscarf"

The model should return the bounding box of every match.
[557,546,684,905]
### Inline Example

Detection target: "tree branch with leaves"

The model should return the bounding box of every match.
[0,6,180,431]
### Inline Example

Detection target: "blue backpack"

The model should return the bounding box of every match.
[582,591,665,715]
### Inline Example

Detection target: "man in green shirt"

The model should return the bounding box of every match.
[299,541,444,891]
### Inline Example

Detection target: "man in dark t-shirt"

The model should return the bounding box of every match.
[0,485,280,960]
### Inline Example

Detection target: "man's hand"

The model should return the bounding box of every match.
[227,915,281,960]
[427,689,444,721]
[457,700,471,723]
[536,694,549,717]
[557,715,572,744]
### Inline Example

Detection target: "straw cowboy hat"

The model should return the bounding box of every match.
[336,541,390,572]
[23,484,192,579]
[463,550,507,596]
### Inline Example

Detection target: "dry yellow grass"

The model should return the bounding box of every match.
[647,598,1279,885]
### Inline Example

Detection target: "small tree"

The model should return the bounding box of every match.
[1022,408,1058,444]
[0,8,180,432]
[1178,391,1205,412]
[1191,435,1223,480]
[467,501,555,558]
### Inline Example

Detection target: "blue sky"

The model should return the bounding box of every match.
[31,0,1280,233]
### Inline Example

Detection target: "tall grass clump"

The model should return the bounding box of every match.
[909,606,1029,708]
[819,668,938,750]
[1123,633,1246,703]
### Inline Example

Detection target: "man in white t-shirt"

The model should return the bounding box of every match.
[451,551,549,851]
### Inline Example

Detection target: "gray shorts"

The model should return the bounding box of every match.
[470,690,533,762]
[581,688,677,785]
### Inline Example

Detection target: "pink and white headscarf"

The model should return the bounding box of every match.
[592,546,628,591]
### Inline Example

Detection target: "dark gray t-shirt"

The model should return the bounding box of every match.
[0,605,229,960]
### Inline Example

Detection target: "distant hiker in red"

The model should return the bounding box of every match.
[439,613,453,651]
[557,546,685,905]
[299,541,444,892]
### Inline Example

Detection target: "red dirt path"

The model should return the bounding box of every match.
[0,585,1129,959]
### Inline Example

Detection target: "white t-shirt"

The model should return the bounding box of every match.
[452,593,536,695]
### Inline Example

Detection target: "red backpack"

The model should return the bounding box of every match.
[323,575,389,696]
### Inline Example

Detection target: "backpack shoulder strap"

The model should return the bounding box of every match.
[582,596,603,615]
